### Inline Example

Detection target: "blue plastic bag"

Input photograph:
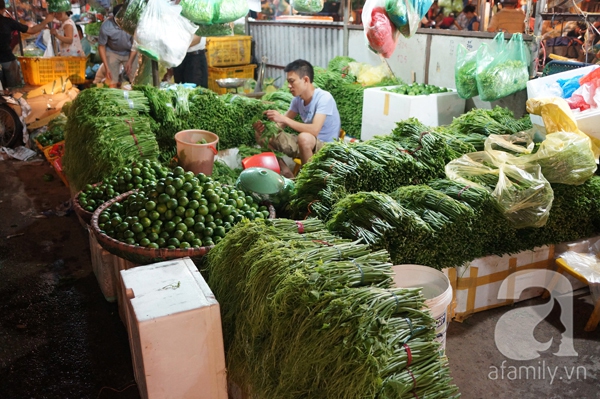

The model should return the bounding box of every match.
[557,75,583,99]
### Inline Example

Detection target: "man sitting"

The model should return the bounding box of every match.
[253,59,341,178]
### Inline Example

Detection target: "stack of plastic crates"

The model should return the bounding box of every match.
[205,36,256,94]
[18,56,86,85]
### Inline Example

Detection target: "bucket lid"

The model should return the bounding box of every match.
[236,167,285,195]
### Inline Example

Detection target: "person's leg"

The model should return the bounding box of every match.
[105,51,123,87]
[297,132,317,164]
[173,57,186,84]
[126,52,140,83]
[2,60,23,89]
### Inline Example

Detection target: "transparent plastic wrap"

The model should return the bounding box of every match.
[213,0,249,24]
[47,0,72,12]
[455,44,478,99]
[445,151,554,229]
[476,33,529,102]
[362,0,399,58]
[181,0,214,25]
[115,0,147,35]
[559,251,600,289]
[133,0,198,68]
[291,0,324,13]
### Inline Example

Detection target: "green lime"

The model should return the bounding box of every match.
[183,230,195,242]
[203,227,214,237]
[166,198,179,210]
[214,226,226,238]
[204,214,214,223]
[191,190,202,200]
[188,200,199,210]
[183,217,195,228]
[164,210,175,220]
[147,232,159,242]
[140,238,151,247]
[193,222,205,233]
[173,166,185,176]
[176,223,188,233]
[164,221,176,232]
[140,217,152,228]
[173,178,184,190]
[145,201,156,211]
[147,243,159,249]
[168,237,181,247]
[208,203,218,214]
[132,222,143,233]
[175,206,186,216]
[149,210,160,221]
[184,208,195,218]
[194,214,205,223]
[156,238,167,248]
[198,205,209,216]
[182,182,193,192]
[156,203,167,214]
[178,196,189,207]
[165,185,177,196]
[179,242,191,249]
[176,190,187,199]
[172,216,182,225]
[191,238,203,248]
[173,230,184,240]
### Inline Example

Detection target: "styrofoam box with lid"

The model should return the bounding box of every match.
[526,65,600,139]
[360,86,466,141]
[120,257,227,399]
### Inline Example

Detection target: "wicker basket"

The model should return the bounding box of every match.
[91,190,275,265]
[73,182,102,225]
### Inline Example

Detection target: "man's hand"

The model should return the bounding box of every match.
[253,120,265,133]
[264,109,286,125]
[44,13,55,24]
[50,28,57,36]
[125,61,132,76]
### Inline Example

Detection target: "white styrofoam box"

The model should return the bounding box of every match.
[526,65,600,139]
[88,227,117,302]
[360,86,466,141]
[454,246,554,321]
[120,257,227,399]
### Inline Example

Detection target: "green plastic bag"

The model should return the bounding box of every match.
[291,0,324,13]
[386,0,408,29]
[455,44,478,99]
[181,0,214,25]
[476,33,530,102]
[47,0,71,12]
[213,0,249,24]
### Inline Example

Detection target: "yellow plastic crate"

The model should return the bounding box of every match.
[205,36,252,67]
[18,56,86,85]
[208,64,256,95]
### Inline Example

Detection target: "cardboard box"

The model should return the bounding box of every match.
[453,246,554,322]
[360,86,466,141]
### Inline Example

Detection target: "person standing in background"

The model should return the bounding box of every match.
[0,2,54,88]
[487,0,525,34]
[173,34,208,88]
[98,4,138,86]
[50,11,85,57]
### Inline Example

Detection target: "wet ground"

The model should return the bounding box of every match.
[2,156,600,399]
[0,158,140,399]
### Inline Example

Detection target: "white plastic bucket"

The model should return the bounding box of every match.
[174,130,219,175]
[392,264,453,350]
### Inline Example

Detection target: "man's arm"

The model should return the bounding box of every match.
[98,45,112,82]
[125,50,138,76]
[266,109,326,137]
[487,15,499,32]
[25,13,54,35]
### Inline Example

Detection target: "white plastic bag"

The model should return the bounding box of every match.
[134,0,198,68]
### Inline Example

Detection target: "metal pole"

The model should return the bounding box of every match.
[479,0,487,32]
[152,60,159,87]
[342,0,350,56]
[532,0,546,76]
[10,0,23,56]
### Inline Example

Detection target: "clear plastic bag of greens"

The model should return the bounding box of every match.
[47,0,71,12]
[476,33,530,102]
[291,0,324,13]
[455,44,479,99]
[134,0,198,67]
[115,0,147,35]
[445,151,554,228]
[181,0,214,25]
[213,0,249,24]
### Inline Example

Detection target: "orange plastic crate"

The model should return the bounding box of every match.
[205,36,252,68]
[208,64,256,95]
[18,56,86,85]
[43,140,65,163]
[51,157,69,187]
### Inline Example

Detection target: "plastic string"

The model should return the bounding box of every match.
[125,118,144,157]
[351,259,365,285]
[457,185,471,199]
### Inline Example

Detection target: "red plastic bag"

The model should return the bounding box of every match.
[579,67,600,86]
[363,0,399,58]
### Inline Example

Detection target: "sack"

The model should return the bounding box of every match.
[134,0,198,68]
[476,33,529,101]
[455,44,478,99]
[362,0,399,58]
[291,0,324,13]
[181,0,214,25]
[545,36,582,61]
[213,0,249,24]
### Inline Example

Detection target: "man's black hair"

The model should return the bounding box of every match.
[0,2,6,10]
[284,59,314,83]
[463,5,476,13]
[113,4,123,16]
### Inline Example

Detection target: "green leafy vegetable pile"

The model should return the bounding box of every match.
[36,114,67,147]
[207,218,460,399]
[195,23,233,37]
[477,60,529,102]
[383,83,451,96]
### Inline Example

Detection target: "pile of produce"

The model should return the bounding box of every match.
[207,219,459,399]
[36,114,67,147]
[77,160,169,213]
[84,21,102,37]
[97,167,269,249]
[290,108,530,220]
[382,83,451,96]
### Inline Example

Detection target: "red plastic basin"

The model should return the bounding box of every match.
[242,152,280,174]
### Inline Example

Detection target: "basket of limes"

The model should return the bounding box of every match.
[90,167,274,264]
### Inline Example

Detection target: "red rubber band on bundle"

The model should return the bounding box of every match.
[457,185,471,199]
[407,368,419,398]
[305,200,320,219]
[403,344,413,366]
[312,239,332,246]
[295,221,305,234]
[125,118,144,157]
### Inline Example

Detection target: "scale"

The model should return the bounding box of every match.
[215,78,265,98]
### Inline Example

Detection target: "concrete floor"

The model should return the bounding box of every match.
[1,157,599,398]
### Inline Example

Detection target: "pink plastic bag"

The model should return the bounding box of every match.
[362,0,399,58]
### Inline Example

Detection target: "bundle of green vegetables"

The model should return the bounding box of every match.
[211,159,242,186]
[63,116,159,191]
[195,23,233,37]
[65,88,149,122]
[383,83,451,96]
[115,0,146,35]
[207,219,459,399]
[36,114,67,147]
[84,21,102,37]
[449,106,532,137]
